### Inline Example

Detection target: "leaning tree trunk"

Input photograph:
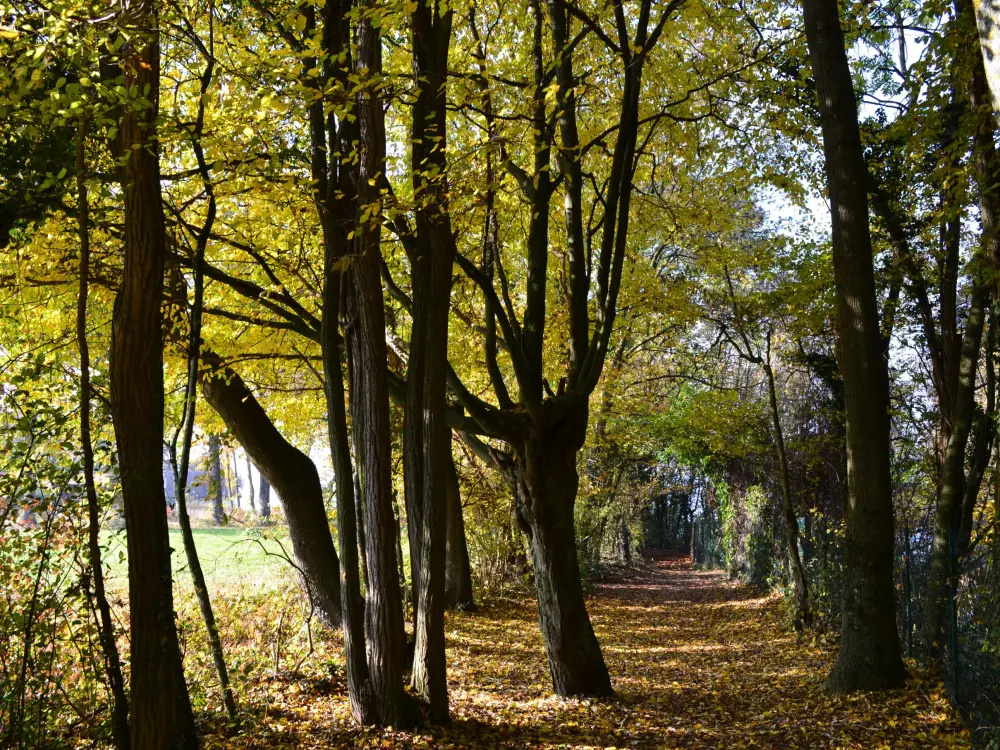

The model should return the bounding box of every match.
[801,0,906,691]
[445,451,475,611]
[512,402,612,697]
[109,2,198,745]
[200,353,342,627]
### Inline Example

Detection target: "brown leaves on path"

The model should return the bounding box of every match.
[201,555,969,749]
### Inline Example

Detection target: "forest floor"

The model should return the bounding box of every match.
[189,553,971,749]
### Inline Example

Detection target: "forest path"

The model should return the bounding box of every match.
[209,554,970,749]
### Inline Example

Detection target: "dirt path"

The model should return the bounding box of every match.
[213,555,970,749]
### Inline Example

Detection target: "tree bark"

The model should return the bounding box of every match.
[801,0,906,691]
[445,450,475,611]
[511,402,613,697]
[109,2,198,744]
[76,121,130,750]
[200,353,342,627]
[312,0,376,708]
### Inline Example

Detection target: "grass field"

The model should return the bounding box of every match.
[101,526,295,589]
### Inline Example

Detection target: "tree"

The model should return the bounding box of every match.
[75,121,129,750]
[403,0,457,722]
[200,352,343,627]
[919,0,1000,658]
[800,0,907,691]
[108,0,198,743]
[437,0,688,697]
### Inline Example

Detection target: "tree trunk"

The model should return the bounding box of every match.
[960,317,995,558]
[231,452,241,509]
[322,243,376,724]
[925,284,988,657]
[404,4,456,722]
[763,362,810,630]
[209,434,224,525]
[445,450,475,611]
[76,121,130,750]
[801,0,906,691]
[259,477,271,521]
[347,8,418,727]
[200,354,342,627]
[110,2,198,744]
[312,0,376,706]
[511,402,612,697]
[973,0,1000,120]
[247,457,256,515]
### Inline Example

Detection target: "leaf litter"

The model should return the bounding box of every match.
[197,555,969,749]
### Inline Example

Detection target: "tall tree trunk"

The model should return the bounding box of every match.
[404,2,455,723]
[801,0,906,691]
[763,362,810,630]
[75,121,130,750]
[313,0,376,706]
[322,258,375,724]
[445,450,475,611]
[511,402,612,697]
[348,8,418,727]
[200,354,342,627]
[208,434,224,526]
[110,2,198,744]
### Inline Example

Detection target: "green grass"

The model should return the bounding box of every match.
[101,526,294,590]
